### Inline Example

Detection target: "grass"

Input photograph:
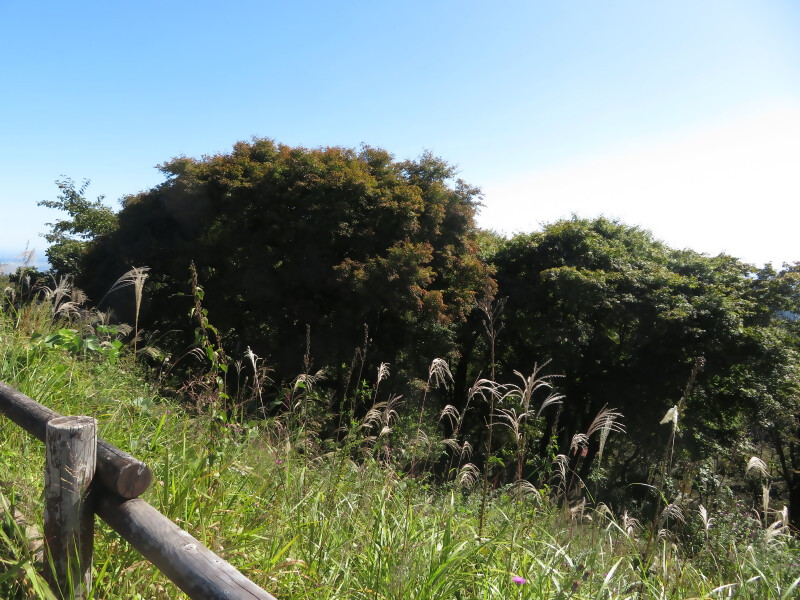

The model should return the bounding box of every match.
[1,281,799,599]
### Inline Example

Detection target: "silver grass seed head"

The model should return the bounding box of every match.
[623,510,641,536]
[245,346,259,371]
[594,503,613,520]
[746,456,769,479]
[428,358,453,389]
[511,480,541,501]
[439,404,461,428]
[377,362,390,385]
[661,503,686,525]
[553,454,569,489]
[699,505,713,531]
[570,433,589,455]
[458,463,480,488]
[764,520,787,546]
[659,405,679,429]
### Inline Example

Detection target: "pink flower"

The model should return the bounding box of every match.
[512,576,527,585]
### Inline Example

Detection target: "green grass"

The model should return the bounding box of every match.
[1,289,799,599]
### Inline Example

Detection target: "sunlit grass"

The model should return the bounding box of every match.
[1,281,799,599]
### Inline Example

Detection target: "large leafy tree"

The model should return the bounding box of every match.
[749,263,800,529]
[490,217,772,488]
[78,140,490,393]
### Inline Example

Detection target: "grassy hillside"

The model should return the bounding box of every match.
[1,277,799,599]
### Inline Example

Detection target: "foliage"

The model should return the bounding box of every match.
[474,228,507,262]
[25,139,800,540]
[1,288,799,599]
[490,217,799,513]
[748,262,800,531]
[29,326,122,364]
[38,178,118,277]
[76,140,490,397]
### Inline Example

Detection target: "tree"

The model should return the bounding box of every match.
[490,217,770,491]
[38,178,118,277]
[749,263,800,530]
[77,140,491,398]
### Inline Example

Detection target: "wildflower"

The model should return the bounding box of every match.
[512,576,527,585]
[276,459,284,465]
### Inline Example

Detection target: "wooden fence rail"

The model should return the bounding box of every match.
[0,381,277,600]
[0,382,151,499]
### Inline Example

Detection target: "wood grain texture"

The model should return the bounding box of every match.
[45,416,96,600]
[95,492,278,600]
[0,381,152,497]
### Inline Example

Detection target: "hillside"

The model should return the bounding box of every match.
[1,271,799,599]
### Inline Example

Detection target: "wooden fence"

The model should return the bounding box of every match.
[0,381,277,600]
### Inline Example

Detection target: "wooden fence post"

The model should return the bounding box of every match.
[0,382,152,498]
[44,416,97,600]
[1,383,278,599]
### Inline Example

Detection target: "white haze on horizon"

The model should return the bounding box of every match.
[478,105,800,268]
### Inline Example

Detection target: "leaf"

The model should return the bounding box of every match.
[781,575,800,600]
[83,335,100,351]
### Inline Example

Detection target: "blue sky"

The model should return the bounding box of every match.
[1,1,799,269]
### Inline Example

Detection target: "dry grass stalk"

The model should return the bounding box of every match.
[244,346,272,415]
[623,510,641,538]
[427,358,452,391]
[508,361,564,415]
[439,404,461,430]
[659,405,679,430]
[99,266,150,363]
[746,456,769,479]
[410,358,453,476]
[661,503,686,527]
[458,463,480,488]
[553,454,569,496]
[698,504,713,536]
[510,480,541,501]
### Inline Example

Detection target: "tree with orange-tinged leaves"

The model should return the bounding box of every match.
[78,139,491,398]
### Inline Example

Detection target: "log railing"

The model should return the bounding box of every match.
[0,381,277,600]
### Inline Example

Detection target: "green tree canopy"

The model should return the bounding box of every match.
[78,139,491,391]
[490,217,777,488]
[747,262,800,529]
[38,178,118,276]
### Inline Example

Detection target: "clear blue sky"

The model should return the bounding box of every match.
[2,1,799,269]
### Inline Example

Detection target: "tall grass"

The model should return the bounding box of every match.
[1,275,799,599]
[98,267,149,362]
